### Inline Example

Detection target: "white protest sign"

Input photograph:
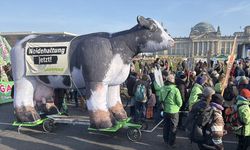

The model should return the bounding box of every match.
[25,42,71,76]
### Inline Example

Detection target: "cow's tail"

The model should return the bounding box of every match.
[11,35,38,81]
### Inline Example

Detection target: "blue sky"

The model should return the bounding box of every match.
[1,0,250,37]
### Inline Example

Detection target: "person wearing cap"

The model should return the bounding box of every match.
[160,73,182,148]
[188,75,207,111]
[191,87,215,112]
[235,88,250,150]
[185,87,215,149]
[202,93,225,150]
[237,76,250,92]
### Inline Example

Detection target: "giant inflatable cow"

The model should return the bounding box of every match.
[11,16,174,128]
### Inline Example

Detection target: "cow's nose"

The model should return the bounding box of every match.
[168,39,175,47]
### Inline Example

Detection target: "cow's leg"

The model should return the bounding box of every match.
[11,35,40,122]
[34,84,58,115]
[86,82,114,128]
[107,85,128,121]
[14,77,40,122]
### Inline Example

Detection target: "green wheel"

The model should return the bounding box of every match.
[126,127,141,142]
[42,119,54,132]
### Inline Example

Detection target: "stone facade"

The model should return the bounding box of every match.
[165,22,250,59]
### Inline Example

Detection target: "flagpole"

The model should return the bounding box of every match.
[221,36,237,96]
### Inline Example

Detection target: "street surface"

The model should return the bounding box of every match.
[0,102,240,150]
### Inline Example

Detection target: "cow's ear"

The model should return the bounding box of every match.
[137,16,157,31]
[137,16,150,27]
[137,16,146,25]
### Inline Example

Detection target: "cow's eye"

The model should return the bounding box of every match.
[150,24,158,32]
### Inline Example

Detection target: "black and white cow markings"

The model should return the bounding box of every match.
[11,16,174,128]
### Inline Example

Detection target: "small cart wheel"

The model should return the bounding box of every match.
[43,119,54,132]
[127,127,141,142]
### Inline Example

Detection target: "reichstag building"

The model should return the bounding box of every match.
[167,22,250,59]
[1,23,250,60]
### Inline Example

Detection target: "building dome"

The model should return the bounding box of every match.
[190,22,216,36]
[244,26,250,35]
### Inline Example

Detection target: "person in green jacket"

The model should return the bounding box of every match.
[153,69,168,124]
[214,74,225,94]
[188,75,207,111]
[160,74,182,148]
[235,88,250,150]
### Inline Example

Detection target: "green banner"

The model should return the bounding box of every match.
[0,81,14,104]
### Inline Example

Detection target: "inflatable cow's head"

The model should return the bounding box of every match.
[136,16,174,53]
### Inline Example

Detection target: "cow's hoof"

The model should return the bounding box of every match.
[15,106,41,122]
[109,102,128,121]
[89,110,113,129]
[44,103,59,115]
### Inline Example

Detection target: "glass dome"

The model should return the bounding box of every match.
[190,22,216,36]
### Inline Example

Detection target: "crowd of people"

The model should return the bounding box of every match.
[125,57,250,150]
[6,53,250,149]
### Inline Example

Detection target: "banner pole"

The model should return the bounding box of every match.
[221,36,237,96]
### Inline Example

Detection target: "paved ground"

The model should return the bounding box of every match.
[0,102,240,150]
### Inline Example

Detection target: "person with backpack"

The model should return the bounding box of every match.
[132,74,152,123]
[126,71,138,117]
[223,76,238,120]
[185,87,215,149]
[235,88,250,150]
[160,74,182,148]
[223,76,238,106]
[205,94,225,150]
